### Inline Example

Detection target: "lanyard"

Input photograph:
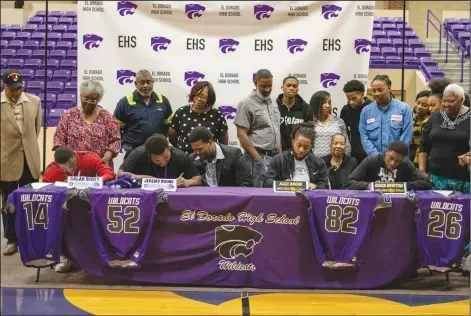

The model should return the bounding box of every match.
[151,164,167,178]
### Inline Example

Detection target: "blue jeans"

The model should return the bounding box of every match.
[245,154,272,188]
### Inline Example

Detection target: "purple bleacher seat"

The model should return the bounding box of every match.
[466,25,470,32]
[53,70,71,81]
[385,56,401,67]
[32,49,46,59]
[38,24,53,33]
[35,69,53,81]
[24,59,42,70]
[44,59,60,71]
[414,48,431,58]
[15,32,31,41]
[52,24,68,33]
[39,93,57,110]
[382,23,397,31]
[8,24,22,32]
[28,17,44,25]
[370,46,381,56]
[0,40,8,49]
[47,17,59,25]
[64,11,77,18]
[35,11,47,17]
[377,38,393,49]
[61,33,77,43]
[381,47,397,57]
[56,93,76,109]
[20,69,35,81]
[393,17,403,23]
[71,70,77,80]
[408,38,424,49]
[72,41,77,50]
[1,24,8,31]
[56,41,72,51]
[49,50,66,60]
[370,38,377,47]
[451,25,467,37]
[24,40,40,50]
[0,58,7,68]
[67,25,77,33]
[392,38,408,49]
[457,32,470,47]
[379,17,394,24]
[49,11,63,18]
[58,17,73,25]
[66,50,77,60]
[60,60,77,71]
[420,59,438,68]
[31,32,46,41]
[65,82,77,93]
[398,47,414,57]
[8,40,24,50]
[7,59,24,69]
[39,40,56,50]
[405,31,418,39]
[396,24,413,32]
[373,23,382,31]
[73,17,78,25]
[1,32,16,41]
[372,30,387,39]
[404,56,420,67]
[22,24,38,33]
[15,49,32,59]
[459,18,470,25]
[47,81,64,94]
[1,49,16,59]
[47,32,62,43]
[387,31,402,40]
[48,108,66,126]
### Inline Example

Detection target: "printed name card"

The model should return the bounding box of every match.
[273,181,308,193]
[372,182,406,194]
[142,178,177,192]
[67,176,103,189]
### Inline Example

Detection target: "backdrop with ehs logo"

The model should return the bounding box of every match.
[78,1,374,155]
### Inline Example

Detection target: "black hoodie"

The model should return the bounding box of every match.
[339,97,372,164]
[276,94,313,151]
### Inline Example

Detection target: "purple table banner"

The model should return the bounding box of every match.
[63,188,419,289]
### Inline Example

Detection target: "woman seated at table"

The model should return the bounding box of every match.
[263,122,329,190]
[321,134,357,189]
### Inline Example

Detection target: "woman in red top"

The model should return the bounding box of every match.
[53,80,121,168]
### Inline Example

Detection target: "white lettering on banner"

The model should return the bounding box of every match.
[430,202,464,212]
[219,260,256,271]
[107,197,141,206]
[20,194,53,203]
[179,210,300,226]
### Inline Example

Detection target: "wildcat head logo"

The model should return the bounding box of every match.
[320,73,340,88]
[117,2,137,16]
[287,39,308,54]
[185,4,206,19]
[151,37,171,52]
[116,70,136,85]
[218,105,237,120]
[254,4,274,20]
[184,71,205,87]
[219,39,239,53]
[214,225,263,259]
[322,5,342,20]
[354,39,372,54]
[83,34,103,50]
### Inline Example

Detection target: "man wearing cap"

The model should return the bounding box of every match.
[1,70,42,255]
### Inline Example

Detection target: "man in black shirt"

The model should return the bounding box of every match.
[276,76,313,151]
[118,134,201,188]
[340,80,372,164]
[343,140,431,191]
[189,127,253,187]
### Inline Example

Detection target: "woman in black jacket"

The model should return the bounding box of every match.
[263,122,329,189]
[322,134,358,189]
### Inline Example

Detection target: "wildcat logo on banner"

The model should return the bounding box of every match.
[78,1,374,153]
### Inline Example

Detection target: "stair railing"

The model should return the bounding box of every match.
[426,9,442,54]
[445,30,466,83]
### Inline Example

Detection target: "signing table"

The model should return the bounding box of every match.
[61,187,420,289]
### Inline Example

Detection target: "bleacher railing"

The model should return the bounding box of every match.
[445,31,466,83]
[426,9,442,54]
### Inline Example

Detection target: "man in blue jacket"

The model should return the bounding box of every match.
[359,75,413,156]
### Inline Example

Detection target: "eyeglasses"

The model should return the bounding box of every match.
[194,94,208,101]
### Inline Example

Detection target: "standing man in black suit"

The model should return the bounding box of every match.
[189,127,253,187]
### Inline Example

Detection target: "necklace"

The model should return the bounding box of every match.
[440,107,469,130]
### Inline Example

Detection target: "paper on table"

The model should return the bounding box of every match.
[54,182,68,187]
[30,182,51,190]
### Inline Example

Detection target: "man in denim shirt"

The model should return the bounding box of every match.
[359,75,413,156]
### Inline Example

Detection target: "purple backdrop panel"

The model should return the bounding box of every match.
[62,188,419,289]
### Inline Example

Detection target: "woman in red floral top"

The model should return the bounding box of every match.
[53,80,121,167]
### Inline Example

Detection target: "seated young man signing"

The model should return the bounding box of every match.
[43,147,116,182]
[117,134,201,188]
[343,140,432,191]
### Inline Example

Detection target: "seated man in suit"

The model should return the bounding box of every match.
[118,134,201,188]
[43,147,116,183]
[189,127,253,187]
[343,140,432,191]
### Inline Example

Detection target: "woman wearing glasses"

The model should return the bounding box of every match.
[53,80,121,167]
[169,81,228,153]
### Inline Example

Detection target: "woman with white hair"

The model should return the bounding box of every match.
[419,83,470,193]
[53,80,121,168]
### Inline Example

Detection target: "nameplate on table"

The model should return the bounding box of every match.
[372,182,406,194]
[67,176,103,189]
[273,181,308,193]
[142,178,177,192]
